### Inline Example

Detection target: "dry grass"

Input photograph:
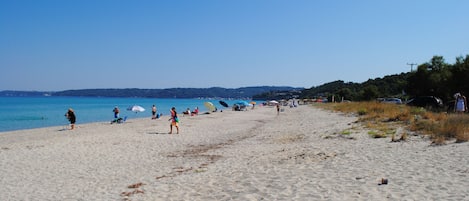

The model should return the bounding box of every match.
[316,102,469,143]
[436,115,469,143]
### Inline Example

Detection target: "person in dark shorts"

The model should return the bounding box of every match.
[113,106,120,119]
[152,105,157,119]
[65,108,76,130]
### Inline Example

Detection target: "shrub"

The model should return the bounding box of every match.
[357,108,367,115]
[410,118,438,134]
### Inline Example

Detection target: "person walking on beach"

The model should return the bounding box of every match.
[276,104,280,115]
[113,106,120,119]
[454,93,467,114]
[152,105,157,119]
[65,108,76,130]
[169,107,179,134]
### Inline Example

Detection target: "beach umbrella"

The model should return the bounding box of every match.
[236,101,250,106]
[127,105,145,113]
[268,100,279,106]
[204,102,216,112]
[219,100,229,108]
[269,100,279,104]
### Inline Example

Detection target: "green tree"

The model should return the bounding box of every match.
[336,88,354,101]
[430,55,446,71]
[406,56,450,98]
[449,55,469,98]
[360,85,379,100]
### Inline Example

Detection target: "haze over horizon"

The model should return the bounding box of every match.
[1,1,468,91]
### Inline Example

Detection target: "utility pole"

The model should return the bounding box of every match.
[407,63,417,72]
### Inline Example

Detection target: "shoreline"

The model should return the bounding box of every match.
[0,96,248,133]
[1,105,468,200]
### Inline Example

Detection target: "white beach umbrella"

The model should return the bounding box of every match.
[269,100,279,104]
[127,105,145,113]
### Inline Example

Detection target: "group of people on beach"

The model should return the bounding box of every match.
[182,107,199,116]
[62,94,467,132]
[64,105,183,134]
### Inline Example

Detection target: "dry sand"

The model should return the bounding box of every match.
[0,105,468,201]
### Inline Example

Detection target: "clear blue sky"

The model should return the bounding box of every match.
[1,0,468,91]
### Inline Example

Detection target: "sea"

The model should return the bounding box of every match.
[0,96,247,133]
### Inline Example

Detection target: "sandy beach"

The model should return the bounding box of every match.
[1,105,468,201]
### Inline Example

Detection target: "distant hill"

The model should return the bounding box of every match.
[0,90,53,97]
[299,73,410,101]
[1,86,304,99]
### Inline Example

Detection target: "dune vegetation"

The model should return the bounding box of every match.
[318,102,469,145]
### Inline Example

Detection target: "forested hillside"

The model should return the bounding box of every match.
[298,55,469,103]
[51,86,303,99]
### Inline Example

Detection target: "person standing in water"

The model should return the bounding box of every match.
[169,107,179,134]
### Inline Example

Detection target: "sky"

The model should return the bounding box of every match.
[1,0,468,91]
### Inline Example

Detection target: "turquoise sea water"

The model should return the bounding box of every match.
[0,97,244,132]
